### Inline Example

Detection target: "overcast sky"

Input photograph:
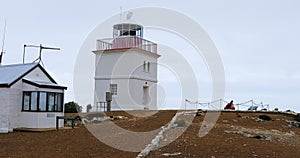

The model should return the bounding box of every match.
[1,0,300,111]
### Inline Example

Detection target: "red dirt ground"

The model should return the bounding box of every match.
[1,111,300,158]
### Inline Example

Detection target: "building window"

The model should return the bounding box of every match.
[55,93,63,112]
[110,84,118,95]
[48,93,55,111]
[23,92,31,111]
[39,92,47,111]
[22,91,63,112]
[31,92,38,111]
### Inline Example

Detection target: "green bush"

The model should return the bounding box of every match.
[64,101,82,113]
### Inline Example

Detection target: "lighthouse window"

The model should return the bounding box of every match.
[143,61,147,72]
[130,30,136,36]
[110,84,118,95]
[143,61,150,72]
[147,62,150,72]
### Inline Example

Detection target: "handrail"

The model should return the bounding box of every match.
[96,36,157,53]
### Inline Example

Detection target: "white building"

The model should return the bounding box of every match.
[93,23,160,110]
[0,63,67,133]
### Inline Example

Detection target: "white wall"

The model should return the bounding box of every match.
[0,88,9,133]
[25,67,53,82]
[94,49,159,110]
[95,49,159,80]
[8,80,23,132]
[94,79,157,110]
[20,112,64,128]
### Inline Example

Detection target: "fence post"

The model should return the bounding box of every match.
[56,116,59,130]
[185,100,187,112]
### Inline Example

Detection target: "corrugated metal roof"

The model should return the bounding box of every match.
[0,63,38,86]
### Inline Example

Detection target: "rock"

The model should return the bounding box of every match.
[224,130,233,134]
[271,129,280,133]
[286,120,300,128]
[265,136,273,141]
[285,131,295,137]
[244,133,255,138]
[242,116,250,119]
[222,120,228,123]
[256,118,263,122]
[161,152,181,156]
[294,114,300,122]
[174,120,187,127]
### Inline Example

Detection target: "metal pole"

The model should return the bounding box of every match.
[185,100,186,111]
[23,45,26,64]
[106,92,112,111]
[39,44,42,63]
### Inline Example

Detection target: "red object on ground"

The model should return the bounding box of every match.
[224,100,235,110]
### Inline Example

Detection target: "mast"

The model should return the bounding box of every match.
[0,19,7,65]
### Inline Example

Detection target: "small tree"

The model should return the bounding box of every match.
[64,101,81,113]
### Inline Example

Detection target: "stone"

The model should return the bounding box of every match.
[222,120,228,123]
[161,152,182,156]
[285,131,295,137]
[256,118,263,122]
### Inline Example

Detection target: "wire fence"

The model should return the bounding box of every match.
[185,99,270,111]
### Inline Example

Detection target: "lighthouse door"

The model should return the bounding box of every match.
[143,86,149,106]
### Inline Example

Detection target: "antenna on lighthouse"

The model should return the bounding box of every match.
[120,6,123,22]
[126,11,133,20]
[23,44,60,67]
[0,19,7,65]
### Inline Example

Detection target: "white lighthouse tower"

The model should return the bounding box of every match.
[93,23,160,111]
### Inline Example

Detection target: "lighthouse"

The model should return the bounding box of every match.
[93,23,160,111]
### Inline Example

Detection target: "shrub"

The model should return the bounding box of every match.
[64,101,81,113]
[259,115,272,121]
[294,114,300,122]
